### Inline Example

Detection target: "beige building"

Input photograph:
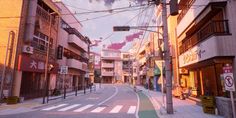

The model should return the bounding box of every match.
[101,49,122,83]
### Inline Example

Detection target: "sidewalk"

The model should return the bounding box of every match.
[0,84,101,115]
[136,86,223,118]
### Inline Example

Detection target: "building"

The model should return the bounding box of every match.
[101,49,122,83]
[89,53,96,83]
[93,52,101,83]
[121,52,132,83]
[174,0,236,116]
[54,1,90,91]
[0,0,61,99]
[176,0,236,97]
[0,0,90,100]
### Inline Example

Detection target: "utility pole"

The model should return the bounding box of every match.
[0,31,14,100]
[160,0,173,114]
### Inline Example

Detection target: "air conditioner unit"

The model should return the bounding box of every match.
[22,45,33,54]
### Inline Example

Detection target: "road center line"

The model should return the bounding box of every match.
[97,86,118,106]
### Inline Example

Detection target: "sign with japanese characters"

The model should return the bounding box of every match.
[18,55,58,73]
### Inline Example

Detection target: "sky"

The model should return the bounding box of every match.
[62,0,156,53]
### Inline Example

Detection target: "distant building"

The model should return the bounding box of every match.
[121,52,132,83]
[90,52,101,83]
[101,49,122,83]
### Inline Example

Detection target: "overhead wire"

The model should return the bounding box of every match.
[99,5,151,45]
[63,2,150,15]
[73,6,148,23]
[133,5,156,58]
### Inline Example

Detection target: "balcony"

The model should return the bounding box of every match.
[176,1,227,37]
[101,63,114,68]
[68,34,88,52]
[82,62,88,71]
[101,71,114,76]
[179,20,230,55]
[36,5,57,27]
[67,59,87,71]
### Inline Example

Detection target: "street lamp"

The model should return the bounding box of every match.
[43,12,57,104]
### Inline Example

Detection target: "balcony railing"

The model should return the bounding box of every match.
[36,5,57,27]
[179,20,230,54]
[101,63,114,68]
[101,71,114,76]
[68,34,88,52]
[67,59,87,71]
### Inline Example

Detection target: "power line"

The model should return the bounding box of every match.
[76,7,147,23]
[63,2,150,15]
[100,6,151,44]
[133,6,156,58]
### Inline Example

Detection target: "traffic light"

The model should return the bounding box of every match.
[113,26,130,31]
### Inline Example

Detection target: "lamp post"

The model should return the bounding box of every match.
[43,12,56,104]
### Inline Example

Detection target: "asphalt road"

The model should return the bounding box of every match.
[1,84,139,118]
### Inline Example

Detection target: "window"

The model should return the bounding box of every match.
[31,30,52,52]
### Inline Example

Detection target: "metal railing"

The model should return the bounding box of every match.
[179,20,230,54]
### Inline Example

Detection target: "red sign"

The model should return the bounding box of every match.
[18,55,58,73]
[223,65,233,73]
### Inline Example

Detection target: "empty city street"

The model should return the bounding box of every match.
[0,84,152,118]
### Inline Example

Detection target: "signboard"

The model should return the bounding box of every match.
[223,65,235,91]
[60,66,68,74]
[18,55,58,73]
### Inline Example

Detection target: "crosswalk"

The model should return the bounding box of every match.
[41,104,136,114]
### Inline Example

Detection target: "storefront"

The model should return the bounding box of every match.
[178,38,234,98]
[18,55,58,99]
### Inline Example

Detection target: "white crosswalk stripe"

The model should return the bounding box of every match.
[109,105,123,113]
[91,107,106,113]
[127,106,136,114]
[58,104,81,111]
[42,104,68,111]
[41,104,136,114]
[73,104,94,112]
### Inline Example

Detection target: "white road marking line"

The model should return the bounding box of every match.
[73,104,94,112]
[109,105,123,113]
[91,107,106,113]
[42,104,67,111]
[97,86,118,106]
[127,106,136,114]
[57,104,81,111]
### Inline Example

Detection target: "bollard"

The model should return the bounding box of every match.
[75,87,78,96]
[46,90,49,103]
[64,88,66,99]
